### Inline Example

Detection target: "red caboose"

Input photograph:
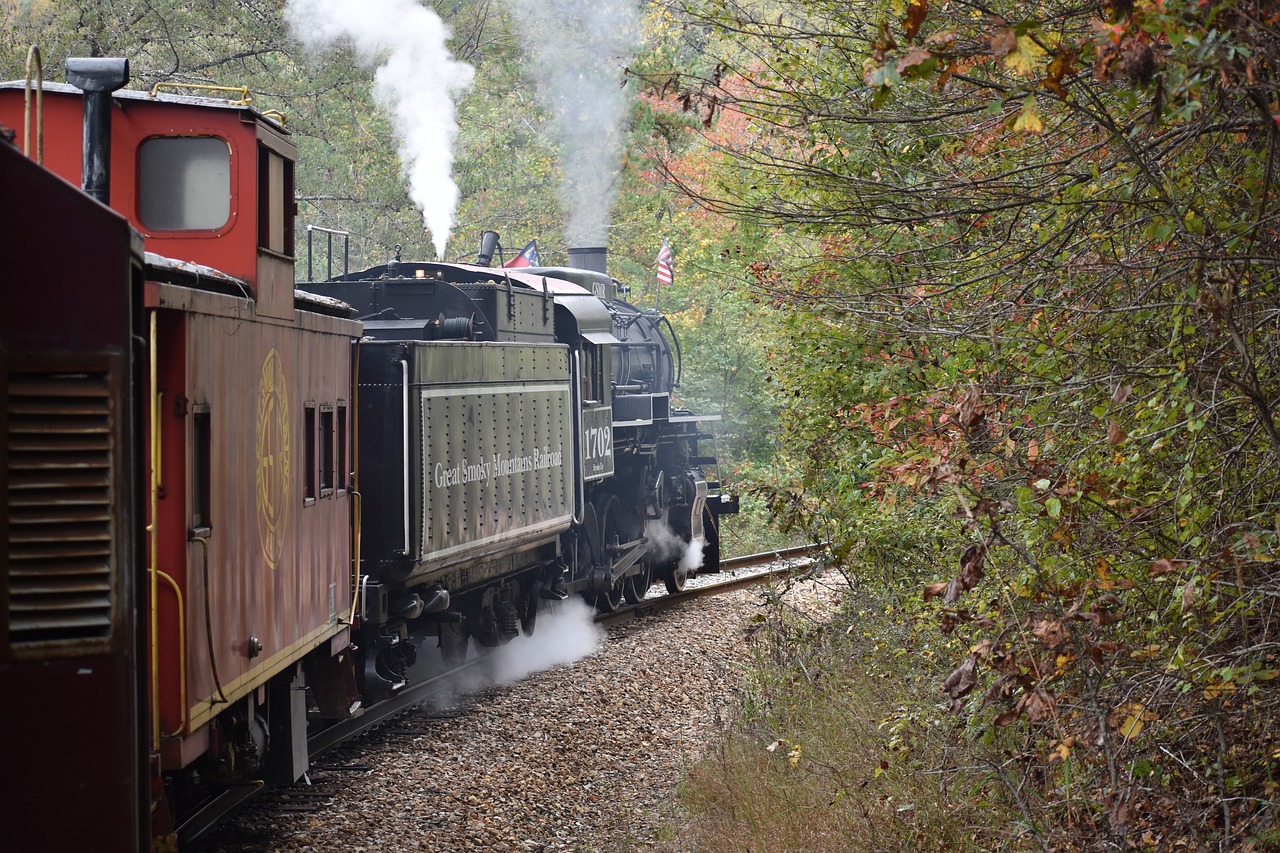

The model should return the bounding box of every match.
[1,116,147,853]
[1,61,360,842]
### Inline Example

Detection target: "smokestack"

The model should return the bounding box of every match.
[65,57,129,205]
[476,230,500,267]
[568,247,607,275]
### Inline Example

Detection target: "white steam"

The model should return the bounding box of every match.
[453,596,604,691]
[286,0,474,259]
[505,0,639,246]
[646,519,705,574]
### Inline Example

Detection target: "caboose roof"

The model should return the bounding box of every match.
[0,80,288,131]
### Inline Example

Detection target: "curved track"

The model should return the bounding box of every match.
[178,543,821,843]
[596,543,819,626]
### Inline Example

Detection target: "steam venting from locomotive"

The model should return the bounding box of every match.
[466,597,603,689]
[505,0,639,246]
[647,520,706,574]
[286,0,474,260]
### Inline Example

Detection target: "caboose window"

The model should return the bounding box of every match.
[320,405,334,497]
[304,403,317,504]
[336,403,348,492]
[192,407,212,530]
[138,137,231,230]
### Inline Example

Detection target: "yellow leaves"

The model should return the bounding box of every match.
[992,28,1048,78]
[1130,643,1164,661]
[1202,677,1237,700]
[1012,95,1044,134]
[1113,701,1157,740]
[1048,736,1075,762]
[1095,557,1114,589]
[1006,35,1047,77]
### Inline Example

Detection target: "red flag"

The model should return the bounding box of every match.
[656,237,674,286]
[503,240,540,268]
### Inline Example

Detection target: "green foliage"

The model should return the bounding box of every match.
[656,0,1280,845]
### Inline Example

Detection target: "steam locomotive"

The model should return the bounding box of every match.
[0,58,735,850]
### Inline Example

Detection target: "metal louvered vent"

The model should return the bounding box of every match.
[7,368,117,647]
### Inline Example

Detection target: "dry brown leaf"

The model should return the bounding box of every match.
[942,653,979,704]
[990,27,1017,57]
[1031,618,1070,649]
[923,580,950,602]
[1180,578,1197,615]
[1020,687,1058,722]
[1107,419,1128,445]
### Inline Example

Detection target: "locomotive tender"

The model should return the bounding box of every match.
[0,57,735,850]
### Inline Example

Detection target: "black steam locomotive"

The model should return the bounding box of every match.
[298,239,738,696]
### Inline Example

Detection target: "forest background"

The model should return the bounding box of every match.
[5,0,1280,848]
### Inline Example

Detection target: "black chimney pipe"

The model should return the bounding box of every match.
[476,230,500,267]
[568,247,607,275]
[65,57,130,205]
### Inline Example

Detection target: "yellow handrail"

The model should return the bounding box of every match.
[156,570,188,737]
[23,45,42,163]
[149,82,252,105]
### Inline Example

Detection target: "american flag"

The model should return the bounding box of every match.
[656,237,674,286]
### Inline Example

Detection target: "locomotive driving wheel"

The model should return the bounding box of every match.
[622,562,651,605]
[592,494,626,613]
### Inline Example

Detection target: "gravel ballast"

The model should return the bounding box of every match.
[195,576,840,852]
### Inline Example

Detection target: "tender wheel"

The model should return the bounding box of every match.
[622,563,651,604]
[521,583,539,636]
[439,621,467,667]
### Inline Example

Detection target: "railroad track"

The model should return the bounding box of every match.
[595,543,820,626]
[179,543,821,843]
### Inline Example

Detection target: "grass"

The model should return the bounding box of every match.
[673,581,1033,852]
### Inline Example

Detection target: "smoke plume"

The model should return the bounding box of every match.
[286,0,473,259]
[505,0,639,247]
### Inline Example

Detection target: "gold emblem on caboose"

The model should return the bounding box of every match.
[255,347,291,569]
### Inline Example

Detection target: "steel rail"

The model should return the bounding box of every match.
[178,543,823,842]
[178,655,492,842]
[597,543,822,627]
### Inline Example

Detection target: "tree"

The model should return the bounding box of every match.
[652,0,1280,845]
